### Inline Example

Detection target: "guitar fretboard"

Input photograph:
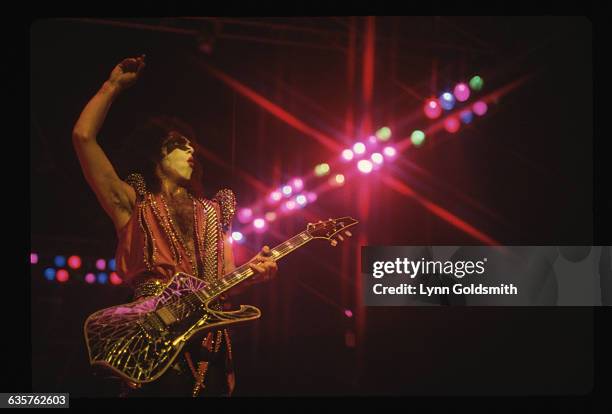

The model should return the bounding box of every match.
[195,230,313,301]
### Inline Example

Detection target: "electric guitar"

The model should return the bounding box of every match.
[84,216,358,384]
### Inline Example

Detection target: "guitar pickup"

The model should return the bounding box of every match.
[137,312,167,339]
[155,307,177,325]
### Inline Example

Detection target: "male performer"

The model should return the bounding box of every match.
[73,55,277,396]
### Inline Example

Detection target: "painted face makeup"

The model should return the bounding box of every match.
[162,132,193,154]
[160,131,195,182]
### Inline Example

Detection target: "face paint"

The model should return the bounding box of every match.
[162,132,192,154]
[159,131,195,182]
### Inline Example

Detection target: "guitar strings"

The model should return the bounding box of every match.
[158,231,315,317]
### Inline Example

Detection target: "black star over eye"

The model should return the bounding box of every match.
[163,133,191,153]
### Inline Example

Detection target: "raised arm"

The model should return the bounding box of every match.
[72,55,145,231]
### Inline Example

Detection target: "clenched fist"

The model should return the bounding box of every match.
[108,55,146,90]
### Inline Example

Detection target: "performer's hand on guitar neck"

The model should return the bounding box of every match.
[248,245,278,284]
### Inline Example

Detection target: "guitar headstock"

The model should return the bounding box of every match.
[306,216,358,246]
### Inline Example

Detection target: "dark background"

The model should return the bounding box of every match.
[30,17,597,397]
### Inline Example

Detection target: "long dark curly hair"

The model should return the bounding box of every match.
[119,116,204,197]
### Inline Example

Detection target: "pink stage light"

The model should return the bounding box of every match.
[424,98,442,119]
[473,101,488,116]
[238,208,253,223]
[453,82,471,102]
[357,159,373,174]
[95,259,106,271]
[282,185,293,196]
[269,191,282,203]
[371,153,384,165]
[353,142,366,155]
[291,178,304,191]
[253,218,266,229]
[383,146,397,158]
[342,149,354,161]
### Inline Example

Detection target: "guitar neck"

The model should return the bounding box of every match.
[201,230,313,298]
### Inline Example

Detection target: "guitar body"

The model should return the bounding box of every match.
[83,272,261,384]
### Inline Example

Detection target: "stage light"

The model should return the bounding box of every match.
[424,98,442,119]
[333,174,345,185]
[30,253,38,265]
[383,146,397,158]
[96,259,106,271]
[410,130,426,147]
[368,135,378,145]
[291,178,304,191]
[314,163,330,177]
[357,159,373,174]
[231,231,244,242]
[307,192,318,203]
[444,117,460,133]
[108,259,116,271]
[342,149,354,161]
[453,83,471,102]
[97,272,108,284]
[264,212,277,222]
[285,200,297,210]
[460,109,474,124]
[269,191,282,203]
[353,142,366,155]
[375,126,392,141]
[68,255,81,269]
[85,273,96,284]
[56,269,69,283]
[54,255,66,267]
[296,195,307,206]
[253,218,266,229]
[238,208,253,223]
[469,75,484,91]
[110,272,122,285]
[371,153,384,165]
[473,101,488,116]
[44,268,56,281]
[344,309,353,318]
[282,185,293,196]
[440,92,456,110]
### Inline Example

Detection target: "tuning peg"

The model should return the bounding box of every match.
[337,235,344,242]
[330,239,338,247]
[345,231,352,237]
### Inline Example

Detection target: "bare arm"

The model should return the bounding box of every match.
[72,56,145,231]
